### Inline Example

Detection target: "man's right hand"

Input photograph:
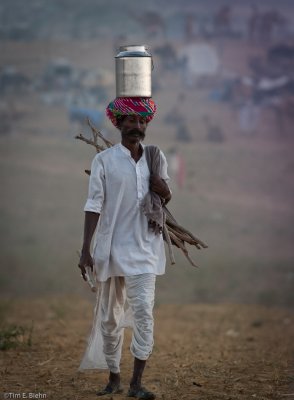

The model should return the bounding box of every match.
[78,250,93,281]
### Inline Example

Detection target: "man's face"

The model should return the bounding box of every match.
[120,115,147,143]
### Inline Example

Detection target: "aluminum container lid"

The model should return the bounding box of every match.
[115,44,151,58]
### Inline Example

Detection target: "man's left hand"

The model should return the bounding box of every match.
[150,174,171,200]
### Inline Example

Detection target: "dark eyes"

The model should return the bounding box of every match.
[129,117,146,124]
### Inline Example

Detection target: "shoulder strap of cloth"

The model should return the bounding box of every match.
[141,145,164,235]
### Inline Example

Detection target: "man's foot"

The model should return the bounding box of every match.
[96,382,123,396]
[96,372,123,396]
[127,386,156,400]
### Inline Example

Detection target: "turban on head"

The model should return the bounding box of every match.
[106,97,157,127]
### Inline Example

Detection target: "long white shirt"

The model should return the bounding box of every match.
[84,143,169,282]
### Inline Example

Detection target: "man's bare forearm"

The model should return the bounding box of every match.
[81,211,100,253]
[150,174,172,204]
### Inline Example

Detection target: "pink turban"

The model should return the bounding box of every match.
[106,97,157,127]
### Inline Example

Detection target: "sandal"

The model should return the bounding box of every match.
[127,386,156,399]
[96,383,123,396]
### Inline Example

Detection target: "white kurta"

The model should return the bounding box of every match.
[84,143,169,282]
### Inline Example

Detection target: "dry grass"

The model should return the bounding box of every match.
[0,296,293,399]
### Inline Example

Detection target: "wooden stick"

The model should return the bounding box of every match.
[168,231,199,268]
[167,224,202,249]
[163,205,206,249]
[163,221,176,265]
[75,133,105,152]
[87,118,114,148]
[166,218,208,248]
[163,205,179,225]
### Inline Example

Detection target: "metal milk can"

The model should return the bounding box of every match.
[115,45,153,98]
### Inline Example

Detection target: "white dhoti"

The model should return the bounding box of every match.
[79,273,156,374]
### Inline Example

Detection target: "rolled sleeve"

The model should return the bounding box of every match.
[84,155,105,213]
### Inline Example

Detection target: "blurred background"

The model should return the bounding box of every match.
[0,0,294,307]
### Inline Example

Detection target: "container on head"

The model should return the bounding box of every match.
[115,45,153,98]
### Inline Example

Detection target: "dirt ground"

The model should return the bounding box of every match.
[1,11,294,400]
[1,296,293,400]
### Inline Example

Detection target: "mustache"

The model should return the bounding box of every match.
[125,128,145,137]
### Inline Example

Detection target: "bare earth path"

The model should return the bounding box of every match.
[1,296,293,400]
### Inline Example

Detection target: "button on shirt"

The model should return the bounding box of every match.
[84,143,169,282]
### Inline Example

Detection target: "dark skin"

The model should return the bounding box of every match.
[78,115,171,392]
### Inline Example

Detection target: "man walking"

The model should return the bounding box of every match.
[78,97,171,399]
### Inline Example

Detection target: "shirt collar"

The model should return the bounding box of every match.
[118,142,145,157]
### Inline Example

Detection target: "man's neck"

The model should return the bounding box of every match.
[121,140,143,162]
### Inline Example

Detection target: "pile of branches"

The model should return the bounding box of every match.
[76,119,208,268]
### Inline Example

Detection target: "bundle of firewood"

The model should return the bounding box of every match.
[76,119,208,267]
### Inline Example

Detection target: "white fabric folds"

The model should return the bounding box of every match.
[79,274,156,373]
[83,143,169,282]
